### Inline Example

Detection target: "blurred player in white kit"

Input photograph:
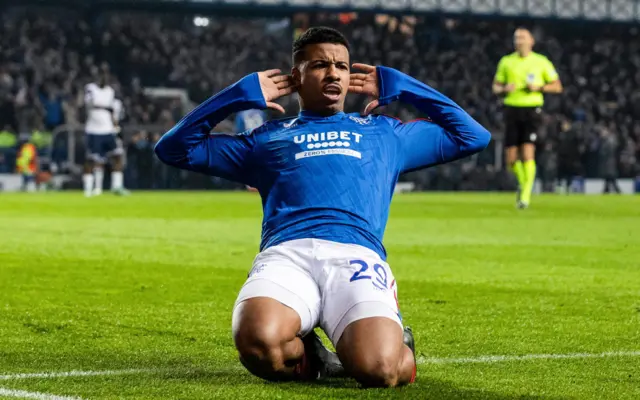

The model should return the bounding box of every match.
[83,70,129,196]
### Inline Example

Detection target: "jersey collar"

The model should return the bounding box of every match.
[298,110,346,122]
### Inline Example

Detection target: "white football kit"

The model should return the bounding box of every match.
[84,83,118,162]
[153,67,491,347]
[84,83,116,135]
[232,239,402,345]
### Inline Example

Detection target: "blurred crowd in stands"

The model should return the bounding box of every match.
[0,5,638,191]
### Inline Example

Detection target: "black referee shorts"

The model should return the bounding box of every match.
[503,106,543,148]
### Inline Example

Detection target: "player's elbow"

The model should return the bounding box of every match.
[153,139,168,164]
[548,80,563,93]
[491,83,502,95]
[468,127,492,154]
[153,136,171,164]
[153,130,188,167]
[555,81,564,93]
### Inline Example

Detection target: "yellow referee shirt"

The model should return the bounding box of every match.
[494,52,559,107]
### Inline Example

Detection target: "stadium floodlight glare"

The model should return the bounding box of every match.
[193,16,210,27]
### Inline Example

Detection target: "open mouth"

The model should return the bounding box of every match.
[322,84,342,101]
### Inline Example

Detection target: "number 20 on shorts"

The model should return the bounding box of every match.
[349,260,388,290]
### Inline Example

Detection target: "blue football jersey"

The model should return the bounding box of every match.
[155,67,491,259]
[235,109,266,133]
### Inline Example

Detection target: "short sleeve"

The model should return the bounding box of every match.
[542,58,559,83]
[494,57,507,84]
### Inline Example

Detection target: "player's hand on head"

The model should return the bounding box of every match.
[257,69,296,114]
[349,63,380,115]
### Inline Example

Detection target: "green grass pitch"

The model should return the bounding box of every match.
[0,192,638,399]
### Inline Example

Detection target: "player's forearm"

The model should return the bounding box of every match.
[492,82,505,95]
[154,74,265,168]
[542,80,563,93]
[377,66,491,156]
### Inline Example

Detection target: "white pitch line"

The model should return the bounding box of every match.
[0,369,153,381]
[0,387,83,400]
[0,351,638,385]
[417,350,640,365]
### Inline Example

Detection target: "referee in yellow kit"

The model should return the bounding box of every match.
[493,28,563,209]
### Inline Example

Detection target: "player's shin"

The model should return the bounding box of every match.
[521,159,537,204]
[511,160,526,191]
[83,173,94,197]
[93,166,104,195]
[111,171,123,191]
[110,154,125,191]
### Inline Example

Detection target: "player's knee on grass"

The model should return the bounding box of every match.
[336,316,407,388]
[350,349,401,388]
[232,298,302,381]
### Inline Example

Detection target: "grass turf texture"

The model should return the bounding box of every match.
[0,192,638,399]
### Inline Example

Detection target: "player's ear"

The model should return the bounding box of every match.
[291,66,301,86]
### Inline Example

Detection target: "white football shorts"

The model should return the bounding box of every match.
[232,238,403,345]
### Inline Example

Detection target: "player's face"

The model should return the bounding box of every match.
[293,43,350,115]
[514,29,534,53]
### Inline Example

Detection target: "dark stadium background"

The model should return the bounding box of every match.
[0,0,638,192]
[0,2,639,400]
